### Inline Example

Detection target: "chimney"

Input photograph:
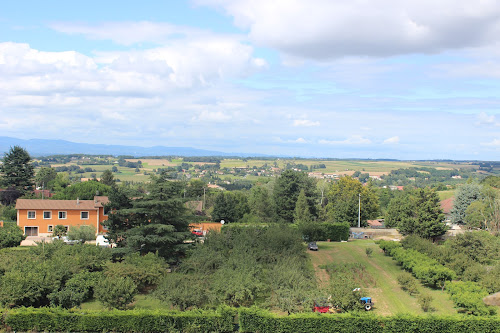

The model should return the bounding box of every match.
[77,197,79,205]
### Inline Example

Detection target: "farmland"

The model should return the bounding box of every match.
[309,240,457,316]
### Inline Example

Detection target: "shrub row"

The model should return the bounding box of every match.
[379,241,495,316]
[238,307,500,333]
[3,307,500,332]
[378,241,455,289]
[2,307,235,333]
[446,281,496,316]
[300,222,350,242]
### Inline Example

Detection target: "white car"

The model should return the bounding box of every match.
[96,235,111,247]
[52,236,79,245]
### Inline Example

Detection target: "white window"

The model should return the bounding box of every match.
[81,211,89,220]
[58,211,67,219]
[43,211,52,219]
[48,225,53,232]
[28,211,36,219]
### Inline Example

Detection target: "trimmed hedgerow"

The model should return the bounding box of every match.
[3,306,236,333]
[238,308,500,333]
[378,240,496,316]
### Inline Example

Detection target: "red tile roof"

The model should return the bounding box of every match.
[16,196,109,210]
[440,197,454,214]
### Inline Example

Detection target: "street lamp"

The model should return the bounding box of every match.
[358,193,361,228]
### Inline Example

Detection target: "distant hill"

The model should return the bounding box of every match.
[0,136,245,157]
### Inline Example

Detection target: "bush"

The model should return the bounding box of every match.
[3,307,235,333]
[397,273,419,296]
[365,248,373,257]
[417,293,433,312]
[0,222,25,249]
[446,281,496,316]
[94,276,137,310]
[105,252,167,292]
[67,225,96,244]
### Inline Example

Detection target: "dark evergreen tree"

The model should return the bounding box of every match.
[100,169,116,187]
[273,170,317,223]
[386,188,447,239]
[0,146,34,194]
[103,174,191,262]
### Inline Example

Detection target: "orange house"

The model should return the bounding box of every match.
[15,196,109,236]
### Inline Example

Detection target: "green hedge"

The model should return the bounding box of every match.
[378,240,495,316]
[3,306,235,333]
[3,307,500,332]
[238,308,500,333]
[322,222,350,241]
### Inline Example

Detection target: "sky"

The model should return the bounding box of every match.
[1,0,500,160]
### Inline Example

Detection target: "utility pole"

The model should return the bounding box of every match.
[358,193,361,228]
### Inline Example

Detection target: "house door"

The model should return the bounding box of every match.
[25,227,38,236]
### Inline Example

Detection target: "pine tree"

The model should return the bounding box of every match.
[0,146,34,194]
[103,174,191,262]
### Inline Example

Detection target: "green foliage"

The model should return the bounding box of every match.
[52,180,111,200]
[48,271,102,308]
[211,191,250,223]
[239,307,500,333]
[0,146,34,194]
[164,225,314,311]
[0,205,17,221]
[105,252,167,292]
[397,273,419,296]
[104,175,191,261]
[248,185,277,223]
[155,273,211,310]
[94,276,137,310]
[378,241,455,289]
[386,188,447,239]
[0,242,111,308]
[34,167,57,189]
[100,169,115,186]
[3,307,235,333]
[324,176,379,226]
[66,224,96,244]
[450,183,483,224]
[0,222,25,248]
[446,281,496,316]
[417,293,433,312]
[294,189,313,223]
[273,170,317,223]
[445,231,500,264]
[300,222,350,242]
[52,224,67,238]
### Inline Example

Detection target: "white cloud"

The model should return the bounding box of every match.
[50,21,205,46]
[293,119,320,127]
[319,135,372,145]
[192,110,232,122]
[274,137,309,143]
[480,139,500,147]
[197,0,500,59]
[383,136,400,144]
[475,112,500,126]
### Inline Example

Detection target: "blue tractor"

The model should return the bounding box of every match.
[360,297,373,311]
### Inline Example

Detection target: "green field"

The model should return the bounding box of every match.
[308,240,457,316]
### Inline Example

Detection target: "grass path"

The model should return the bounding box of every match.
[308,240,457,316]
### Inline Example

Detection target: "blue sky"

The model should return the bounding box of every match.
[1,0,500,160]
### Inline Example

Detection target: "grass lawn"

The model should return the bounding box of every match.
[81,294,167,311]
[438,190,455,201]
[308,240,457,316]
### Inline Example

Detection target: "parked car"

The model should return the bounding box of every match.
[96,235,111,247]
[52,236,79,245]
[308,242,319,251]
[192,229,203,237]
